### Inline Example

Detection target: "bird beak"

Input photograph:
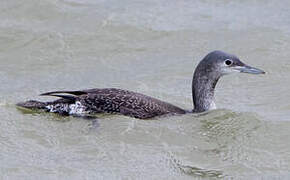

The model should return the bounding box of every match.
[233,65,265,74]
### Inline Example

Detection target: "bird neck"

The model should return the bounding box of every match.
[192,68,220,113]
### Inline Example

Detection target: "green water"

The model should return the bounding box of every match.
[1,0,290,179]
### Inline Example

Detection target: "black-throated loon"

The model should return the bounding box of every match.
[17,51,265,119]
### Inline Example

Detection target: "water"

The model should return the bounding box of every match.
[0,0,290,179]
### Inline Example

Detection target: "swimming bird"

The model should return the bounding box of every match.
[17,51,265,119]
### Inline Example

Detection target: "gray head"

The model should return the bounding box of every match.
[192,50,265,113]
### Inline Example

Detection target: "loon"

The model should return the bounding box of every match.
[17,51,265,119]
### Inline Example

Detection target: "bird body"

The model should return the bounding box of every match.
[17,51,265,119]
[18,88,186,119]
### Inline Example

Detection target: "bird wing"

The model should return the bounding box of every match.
[40,88,185,119]
[40,88,133,96]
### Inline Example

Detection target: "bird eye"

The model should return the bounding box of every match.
[225,59,233,66]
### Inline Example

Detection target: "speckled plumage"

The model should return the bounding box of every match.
[19,88,186,119]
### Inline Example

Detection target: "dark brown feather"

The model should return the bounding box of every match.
[39,88,186,119]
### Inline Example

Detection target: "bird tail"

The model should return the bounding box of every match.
[17,94,77,115]
[16,100,47,110]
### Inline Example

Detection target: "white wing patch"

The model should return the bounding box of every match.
[69,101,87,115]
[45,101,87,115]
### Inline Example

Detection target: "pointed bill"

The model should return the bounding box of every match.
[233,65,265,74]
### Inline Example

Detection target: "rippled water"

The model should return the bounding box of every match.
[1,0,290,179]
